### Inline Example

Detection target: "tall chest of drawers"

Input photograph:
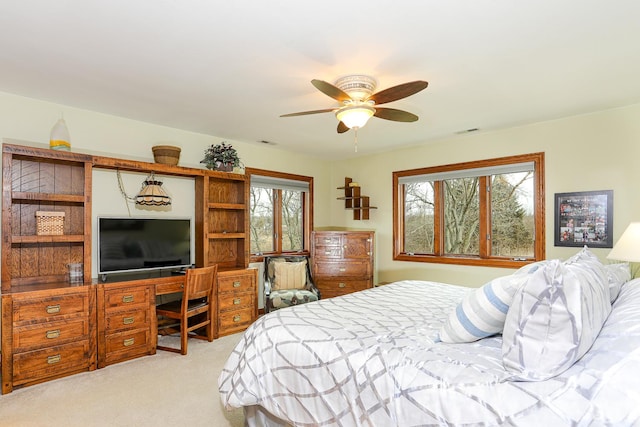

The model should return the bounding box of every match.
[1,286,96,394]
[311,230,375,298]
[216,268,258,337]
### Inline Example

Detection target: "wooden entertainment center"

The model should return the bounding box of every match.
[1,141,257,394]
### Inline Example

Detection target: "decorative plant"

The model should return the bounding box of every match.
[200,142,242,170]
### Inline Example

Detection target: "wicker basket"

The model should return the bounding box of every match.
[152,145,181,166]
[36,211,65,236]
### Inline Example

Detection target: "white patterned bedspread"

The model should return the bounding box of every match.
[218,279,640,426]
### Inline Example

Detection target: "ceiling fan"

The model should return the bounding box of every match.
[281,75,428,133]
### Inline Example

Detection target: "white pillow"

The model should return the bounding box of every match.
[502,257,611,381]
[604,263,631,302]
[512,259,550,276]
[439,274,529,343]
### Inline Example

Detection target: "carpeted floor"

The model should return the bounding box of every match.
[0,333,245,427]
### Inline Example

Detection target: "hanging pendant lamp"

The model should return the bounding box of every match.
[135,172,172,206]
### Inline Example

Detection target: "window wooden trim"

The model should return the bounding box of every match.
[392,152,545,268]
[246,167,314,262]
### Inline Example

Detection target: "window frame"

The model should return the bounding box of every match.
[392,152,545,268]
[246,167,313,262]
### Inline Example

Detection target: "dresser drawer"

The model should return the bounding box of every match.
[313,245,342,259]
[13,340,91,385]
[218,272,256,293]
[316,279,371,298]
[313,234,341,247]
[218,307,255,335]
[219,292,254,312]
[103,287,151,310]
[105,308,150,333]
[313,260,371,277]
[13,293,89,323]
[105,329,151,355]
[13,318,90,352]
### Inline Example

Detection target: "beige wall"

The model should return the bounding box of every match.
[331,103,640,286]
[2,91,639,287]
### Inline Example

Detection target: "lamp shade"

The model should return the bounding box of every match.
[607,222,640,262]
[335,104,375,129]
[135,173,172,206]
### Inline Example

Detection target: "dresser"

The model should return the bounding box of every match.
[1,286,96,394]
[311,230,375,298]
[216,268,258,337]
[97,280,156,368]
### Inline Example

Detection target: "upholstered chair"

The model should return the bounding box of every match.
[264,255,320,313]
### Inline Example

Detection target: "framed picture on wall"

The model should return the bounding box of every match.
[554,190,613,248]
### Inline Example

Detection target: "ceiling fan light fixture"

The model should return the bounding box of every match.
[335,104,375,129]
[334,75,377,101]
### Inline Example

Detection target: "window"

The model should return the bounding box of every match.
[393,152,544,267]
[246,168,313,258]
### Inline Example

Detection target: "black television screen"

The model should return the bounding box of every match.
[98,217,191,275]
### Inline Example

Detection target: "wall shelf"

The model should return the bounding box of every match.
[337,177,377,220]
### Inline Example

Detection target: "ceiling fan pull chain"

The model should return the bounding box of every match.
[354,128,358,152]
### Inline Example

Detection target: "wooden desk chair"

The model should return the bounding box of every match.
[156,265,218,355]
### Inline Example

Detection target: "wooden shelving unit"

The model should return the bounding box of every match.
[195,173,249,270]
[2,143,93,291]
[1,143,95,394]
[1,140,255,393]
[194,173,256,338]
[337,177,377,220]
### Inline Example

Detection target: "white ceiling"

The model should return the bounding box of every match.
[1,1,639,160]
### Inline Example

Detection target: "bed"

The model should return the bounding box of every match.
[218,251,640,426]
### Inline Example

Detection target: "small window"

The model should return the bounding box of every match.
[247,168,313,258]
[393,153,544,268]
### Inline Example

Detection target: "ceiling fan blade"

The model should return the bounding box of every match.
[337,121,349,133]
[368,80,428,105]
[374,107,419,122]
[280,108,335,117]
[311,79,352,102]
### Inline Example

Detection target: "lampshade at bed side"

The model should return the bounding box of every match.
[607,222,640,262]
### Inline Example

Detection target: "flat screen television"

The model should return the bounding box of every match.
[98,217,192,276]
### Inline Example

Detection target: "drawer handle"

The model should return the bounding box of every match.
[47,354,61,364]
[338,283,346,288]
[232,281,241,288]
[122,295,134,303]
[233,315,241,323]
[339,268,346,272]
[46,329,61,339]
[233,298,241,305]
[325,251,331,255]
[324,239,331,243]
[123,316,135,325]
[123,338,135,347]
[46,304,61,314]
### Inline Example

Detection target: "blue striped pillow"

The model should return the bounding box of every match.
[438,274,529,343]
